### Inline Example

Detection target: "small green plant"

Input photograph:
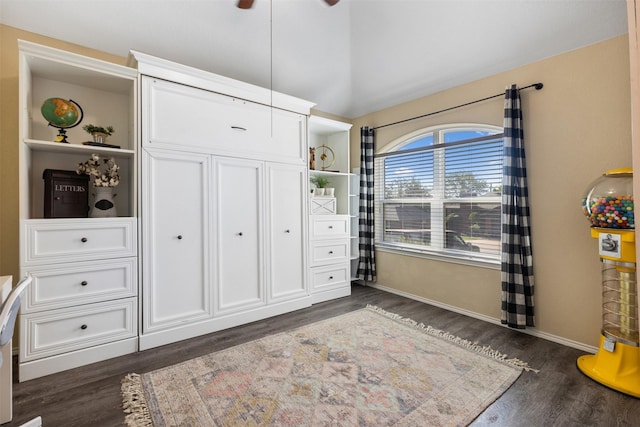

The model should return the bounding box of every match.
[83,124,114,136]
[310,175,330,188]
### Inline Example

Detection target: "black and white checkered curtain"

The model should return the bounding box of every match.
[357,126,376,282]
[501,85,535,329]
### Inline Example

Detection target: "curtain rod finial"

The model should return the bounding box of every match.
[534,83,543,90]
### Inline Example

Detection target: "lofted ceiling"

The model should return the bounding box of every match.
[0,0,629,118]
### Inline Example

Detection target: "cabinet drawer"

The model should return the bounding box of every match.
[310,215,349,239]
[23,218,136,265]
[311,263,349,292]
[310,240,349,266]
[23,258,137,313]
[20,298,137,362]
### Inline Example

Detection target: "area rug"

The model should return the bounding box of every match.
[122,305,535,426]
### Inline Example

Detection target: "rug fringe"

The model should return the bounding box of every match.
[365,304,540,372]
[121,373,154,426]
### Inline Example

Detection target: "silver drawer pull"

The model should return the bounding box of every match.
[80,324,88,330]
[81,281,88,286]
[231,126,247,131]
[81,237,88,243]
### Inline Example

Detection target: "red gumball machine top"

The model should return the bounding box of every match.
[582,168,634,229]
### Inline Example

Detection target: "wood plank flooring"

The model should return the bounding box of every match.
[5,284,640,426]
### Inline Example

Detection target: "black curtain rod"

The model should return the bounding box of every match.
[372,82,543,130]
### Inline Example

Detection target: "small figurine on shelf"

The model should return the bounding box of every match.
[81,124,120,149]
[309,147,316,170]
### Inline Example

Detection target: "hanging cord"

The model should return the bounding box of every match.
[373,82,543,130]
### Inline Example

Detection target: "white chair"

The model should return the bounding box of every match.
[0,275,41,427]
[0,275,32,366]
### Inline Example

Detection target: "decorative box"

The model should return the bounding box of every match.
[43,169,90,218]
[311,197,337,215]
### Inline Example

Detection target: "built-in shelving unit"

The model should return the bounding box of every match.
[308,116,355,302]
[17,40,139,381]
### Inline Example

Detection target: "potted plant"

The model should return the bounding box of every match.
[82,124,114,144]
[310,175,332,197]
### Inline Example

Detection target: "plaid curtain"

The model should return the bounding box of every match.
[501,85,535,329]
[357,126,376,282]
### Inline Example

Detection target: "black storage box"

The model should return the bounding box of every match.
[43,169,90,218]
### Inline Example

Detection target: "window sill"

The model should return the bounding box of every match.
[375,243,500,270]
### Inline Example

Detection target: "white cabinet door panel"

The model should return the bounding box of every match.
[142,149,212,332]
[270,109,306,164]
[267,164,307,302]
[214,157,264,313]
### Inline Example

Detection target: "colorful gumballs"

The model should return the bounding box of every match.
[583,195,634,229]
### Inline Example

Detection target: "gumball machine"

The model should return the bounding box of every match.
[579,168,640,397]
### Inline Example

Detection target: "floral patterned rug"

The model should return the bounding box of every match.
[122,305,534,426]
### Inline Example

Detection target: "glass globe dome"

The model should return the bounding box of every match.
[582,168,634,229]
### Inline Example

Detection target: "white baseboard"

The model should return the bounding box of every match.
[367,283,598,354]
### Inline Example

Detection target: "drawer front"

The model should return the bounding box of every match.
[143,77,305,163]
[311,263,349,292]
[23,258,137,313]
[310,240,349,267]
[20,298,137,362]
[310,215,349,239]
[23,218,136,265]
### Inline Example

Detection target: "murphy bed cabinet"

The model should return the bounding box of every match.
[131,52,315,350]
[17,41,139,381]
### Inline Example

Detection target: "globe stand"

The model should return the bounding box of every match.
[49,125,70,143]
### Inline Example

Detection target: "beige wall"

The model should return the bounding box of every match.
[0,25,127,283]
[351,35,633,348]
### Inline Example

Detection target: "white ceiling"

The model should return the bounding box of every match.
[0,0,629,118]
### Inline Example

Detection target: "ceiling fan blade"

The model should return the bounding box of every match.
[237,0,254,9]
[324,0,339,5]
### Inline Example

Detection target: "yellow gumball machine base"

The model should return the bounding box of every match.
[577,335,640,398]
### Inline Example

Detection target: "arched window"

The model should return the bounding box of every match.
[374,124,503,264]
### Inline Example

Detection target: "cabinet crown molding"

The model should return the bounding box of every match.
[128,50,315,115]
[18,39,137,80]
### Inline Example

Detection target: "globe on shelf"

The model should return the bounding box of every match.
[40,98,84,143]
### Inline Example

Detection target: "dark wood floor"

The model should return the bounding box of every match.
[5,284,640,427]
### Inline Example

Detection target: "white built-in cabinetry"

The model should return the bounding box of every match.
[308,116,355,302]
[17,41,139,381]
[131,53,314,350]
[16,41,352,380]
